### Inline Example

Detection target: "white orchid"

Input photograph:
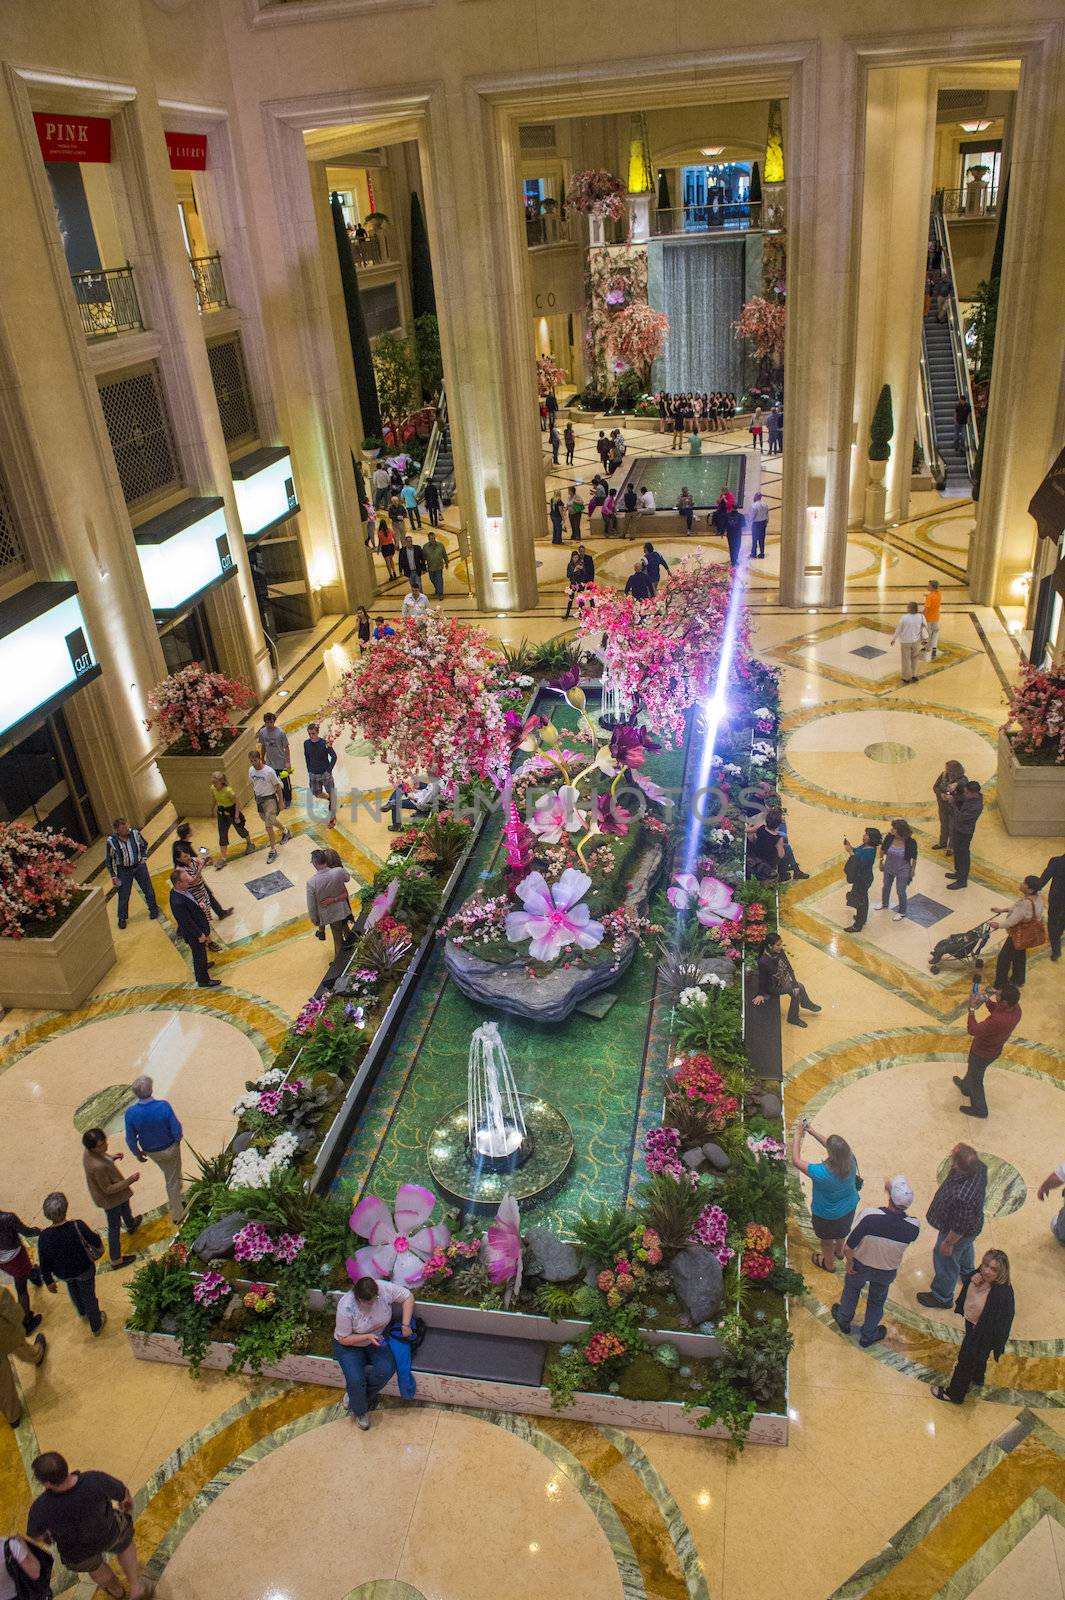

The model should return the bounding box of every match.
[505,869,605,963]
[527,785,586,844]
[666,873,742,927]
[678,986,707,1008]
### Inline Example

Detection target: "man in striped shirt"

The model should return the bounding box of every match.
[832,1175,920,1347]
[105,819,158,930]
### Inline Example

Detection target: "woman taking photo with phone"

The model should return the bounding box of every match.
[791,1120,861,1272]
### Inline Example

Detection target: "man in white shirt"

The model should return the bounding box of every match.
[638,486,656,515]
[372,463,391,508]
[401,581,430,621]
[1037,1162,1065,1245]
[891,602,929,684]
[248,750,289,863]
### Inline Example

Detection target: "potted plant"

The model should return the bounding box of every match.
[0,823,115,1010]
[864,383,893,532]
[361,434,384,458]
[567,169,627,244]
[997,663,1065,835]
[149,663,258,818]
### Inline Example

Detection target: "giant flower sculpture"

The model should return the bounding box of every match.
[528,785,586,844]
[505,869,604,962]
[667,873,741,927]
[347,1184,451,1287]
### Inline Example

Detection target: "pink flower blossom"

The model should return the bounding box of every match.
[666,873,741,926]
[505,869,604,963]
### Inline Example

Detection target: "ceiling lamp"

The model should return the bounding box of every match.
[958,119,992,132]
[700,146,724,157]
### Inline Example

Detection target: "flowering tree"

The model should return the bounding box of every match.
[585,245,650,394]
[575,558,752,744]
[147,663,255,753]
[567,169,627,221]
[606,303,670,386]
[324,609,514,787]
[536,354,566,397]
[0,822,85,939]
[733,296,787,383]
[1003,663,1065,764]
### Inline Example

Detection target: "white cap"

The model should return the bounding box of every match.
[889,1175,914,1208]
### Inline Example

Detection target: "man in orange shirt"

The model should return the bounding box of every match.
[924,580,941,658]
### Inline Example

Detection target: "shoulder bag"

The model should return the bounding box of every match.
[75,1220,104,1263]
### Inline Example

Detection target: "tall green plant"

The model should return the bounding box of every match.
[409,190,437,320]
[868,384,894,462]
[330,192,382,439]
[414,312,443,399]
[372,331,421,439]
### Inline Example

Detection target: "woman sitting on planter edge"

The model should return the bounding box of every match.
[931,1249,1014,1405]
[333,1275,414,1430]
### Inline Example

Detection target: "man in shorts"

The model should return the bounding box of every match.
[304,722,338,826]
[28,1451,150,1599]
[249,750,290,863]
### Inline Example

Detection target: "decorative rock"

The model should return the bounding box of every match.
[702,1142,731,1171]
[304,1288,330,1312]
[191,1212,250,1262]
[668,1245,724,1324]
[525,1226,581,1283]
[757,1093,782,1119]
[159,1314,179,1335]
[682,1147,706,1170]
[230,1131,256,1154]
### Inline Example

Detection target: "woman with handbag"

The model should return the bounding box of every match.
[932,760,966,853]
[989,876,1046,988]
[81,1131,141,1270]
[36,1194,107,1337]
[791,1119,861,1272]
[877,818,918,921]
[931,1249,1014,1404]
[843,826,882,932]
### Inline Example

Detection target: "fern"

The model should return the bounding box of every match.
[571,1202,633,1266]
[636,1174,708,1251]
[536,1284,579,1320]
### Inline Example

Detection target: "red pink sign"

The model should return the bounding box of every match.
[34,113,111,163]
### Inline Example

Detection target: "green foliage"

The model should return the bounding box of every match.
[372,331,421,435]
[295,1021,362,1078]
[224,1166,315,1235]
[571,1202,634,1266]
[723,1316,792,1406]
[547,1345,592,1410]
[636,1174,708,1252]
[409,192,437,321]
[364,861,439,924]
[687,1371,757,1451]
[414,312,442,397]
[970,275,1000,384]
[527,636,585,676]
[450,1259,491,1301]
[535,1283,579,1320]
[868,383,894,462]
[500,639,535,673]
[409,813,472,870]
[571,1284,603,1320]
[618,1350,671,1401]
[767,1261,805,1298]
[673,984,748,1069]
[181,1146,235,1234]
[330,192,381,438]
[723,1147,786,1234]
[126,1248,196,1333]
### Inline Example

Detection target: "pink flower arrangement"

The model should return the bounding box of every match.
[0,822,85,940]
[584,1330,626,1366]
[242,1284,277,1315]
[668,1055,740,1130]
[348,1185,451,1287]
[505,869,604,963]
[567,169,627,221]
[605,303,670,382]
[1003,664,1065,763]
[147,663,254,753]
[440,892,511,947]
[667,872,741,927]
[274,1232,305,1265]
[643,1126,685,1179]
[747,1134,786,1162]
[193,1271,229,1307]
[629,1224,663,1266]
[691,1203,734,1266]
[233,1222,274,1263]
[733,296,787,378]
[324,609,515,788]
[536,354,567,396]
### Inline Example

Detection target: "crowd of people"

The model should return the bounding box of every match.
[656,390,738,440]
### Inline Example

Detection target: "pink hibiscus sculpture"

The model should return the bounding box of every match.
[527,785,586,844]
[347,1184,451,1287]
[484,1194,523,1305]
[364,876,399,931]
[505,869,605,962]
[666,873,741,927]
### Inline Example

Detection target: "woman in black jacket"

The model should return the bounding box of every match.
[931,1250,1014,1404]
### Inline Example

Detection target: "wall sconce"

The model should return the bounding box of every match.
[958,119,992,133]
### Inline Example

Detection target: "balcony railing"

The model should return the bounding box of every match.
[349,231,390,268]
[652,202,775,237]
[939,185,999,219]
[71,265,144,339]
[189,253,229,313]
[525,213,572,248]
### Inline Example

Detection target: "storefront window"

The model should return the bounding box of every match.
[0,713,98,844]
[159,604,217,677]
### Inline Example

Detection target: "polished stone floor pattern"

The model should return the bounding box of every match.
[0,434,1062,1598]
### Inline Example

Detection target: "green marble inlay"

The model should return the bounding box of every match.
[343,1584,426,1600]
[73,1081,136,1136]
[936,1151,1028,1218]
[863,740,916,764]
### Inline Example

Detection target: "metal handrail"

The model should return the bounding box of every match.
[940,184,998,219]
[917,342,946,489]
[931,203,980,473]
[70,264,144,339]
[416,385,447,498]
[189,252,229,313]
[652,202,764,237]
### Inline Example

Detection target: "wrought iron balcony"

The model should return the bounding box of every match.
[189,253,230,313]
[71,265,144,339]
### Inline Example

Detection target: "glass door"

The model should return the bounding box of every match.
[682,166,708,231]
[0,711,98,845]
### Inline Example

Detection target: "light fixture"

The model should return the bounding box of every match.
[700,146,724,157]
[958,119,991,133]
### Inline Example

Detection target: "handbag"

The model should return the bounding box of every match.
[75,1221,104,1264]
[1011,914,1047,951]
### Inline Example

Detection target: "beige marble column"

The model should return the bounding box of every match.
[848,67,937,530]
[969,40,1065,606]
[419,89,540,613]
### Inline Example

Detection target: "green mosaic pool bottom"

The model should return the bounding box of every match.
[332,706,690,1229]
[617,452,746,509]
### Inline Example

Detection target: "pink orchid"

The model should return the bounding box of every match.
[666,873,742,926]
[484,1195,523,1304]
[527,785,586,844]
[364,876,399,930]
[629,769,668,806]
[347,1184,450,1286]
[505,869,604,962]
[594,793,631,837]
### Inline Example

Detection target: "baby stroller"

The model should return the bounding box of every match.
[929,920,992,975]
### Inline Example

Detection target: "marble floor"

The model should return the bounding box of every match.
[1,431,1063,1599]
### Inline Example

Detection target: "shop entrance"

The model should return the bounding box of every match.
[159,601,218,676]
[0,709,99,845]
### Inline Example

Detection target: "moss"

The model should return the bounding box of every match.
[617,1351,671,1402]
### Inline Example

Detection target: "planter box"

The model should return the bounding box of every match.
[997,731,1065,837]
[155,722,261,820]
[0,887,115,1011]
[127,1331,787,1444]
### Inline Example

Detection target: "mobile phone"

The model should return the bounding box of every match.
[199,846,209,857]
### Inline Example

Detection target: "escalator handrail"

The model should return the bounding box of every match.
[932,206,980,475]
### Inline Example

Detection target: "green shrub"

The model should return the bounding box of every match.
[636,1174,708,1252]
[868,383,894,462]
[571,1202,633,1266]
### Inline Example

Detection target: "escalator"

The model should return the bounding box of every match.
[921,202,978,493]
